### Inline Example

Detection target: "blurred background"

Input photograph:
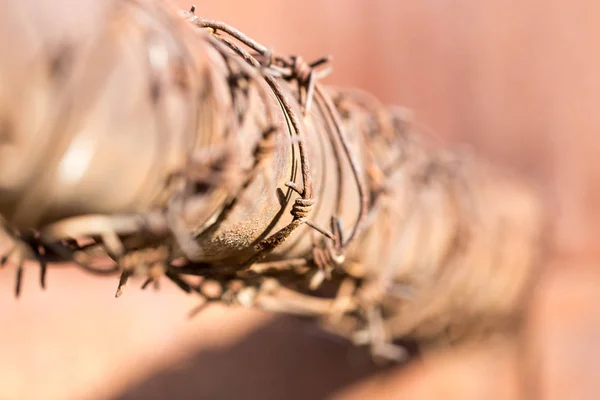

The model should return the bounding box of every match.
[1,0,600,398]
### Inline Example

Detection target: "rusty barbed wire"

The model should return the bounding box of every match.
[0,0,546,361]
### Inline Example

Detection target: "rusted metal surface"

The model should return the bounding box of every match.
[0,0,547,360]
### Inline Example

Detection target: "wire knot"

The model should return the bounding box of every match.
[291,197,315,220]
[289,56,312,86]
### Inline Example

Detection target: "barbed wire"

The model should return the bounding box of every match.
[0,0,546,362]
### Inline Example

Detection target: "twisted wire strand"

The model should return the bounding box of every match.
[190,16,367,253]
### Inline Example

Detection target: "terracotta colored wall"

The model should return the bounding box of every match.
[1,1,599,399]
